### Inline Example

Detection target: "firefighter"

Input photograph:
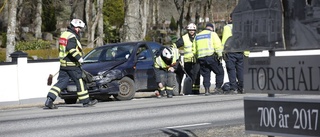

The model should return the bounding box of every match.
[154,47,180,98]
[174,23,200,95]
[193,23,224,96]
[44,19,98,109]
[222,13,249,94]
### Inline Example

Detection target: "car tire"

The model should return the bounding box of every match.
[64,98,77,104]
[114,77,136,101]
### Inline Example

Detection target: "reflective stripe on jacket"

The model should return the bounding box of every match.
[193,30,223,58]
[59,31,83,67]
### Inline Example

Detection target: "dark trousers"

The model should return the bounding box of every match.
[225,52,244,90]
[184,62,200,93]
[158,70,176,95]
[198,56,224,89]
[47,67,89,103]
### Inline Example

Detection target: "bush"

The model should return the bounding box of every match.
[15,40,51,51]
[0,48,93,62]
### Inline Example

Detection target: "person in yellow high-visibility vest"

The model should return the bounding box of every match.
[174,23,200,95]
[193,23,225,96]
[44,19,98,109]
[222,13,249,94]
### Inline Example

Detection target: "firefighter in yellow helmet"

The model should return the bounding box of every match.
[193,23,225,96]
[174,23,200,95]
[154,47,180,98]
[44,19,98,109]
[222,13,249,94]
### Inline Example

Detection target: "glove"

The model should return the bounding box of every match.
[218,56,223,62]
[78,57,84,63]
[244,51,250,57]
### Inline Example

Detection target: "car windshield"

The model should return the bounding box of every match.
[83,44,134,63]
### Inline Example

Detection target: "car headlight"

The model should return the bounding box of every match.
[97,69,122,85]
[92,75,103,81]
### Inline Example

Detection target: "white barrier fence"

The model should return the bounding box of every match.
[0,57,60,107]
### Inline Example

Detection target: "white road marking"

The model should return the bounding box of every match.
[165,123,211,129]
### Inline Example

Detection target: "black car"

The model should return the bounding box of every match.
[60,41,179,104]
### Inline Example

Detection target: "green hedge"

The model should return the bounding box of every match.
[0,48,93,62]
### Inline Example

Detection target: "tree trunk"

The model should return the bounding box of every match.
[34,0,42,39]
[6,0,18,62]
[174,0,185,37]
[85,0,92,48]
[122,0,149,42]
[96,0,104,47]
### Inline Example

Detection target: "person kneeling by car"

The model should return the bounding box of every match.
[154,47,180,98]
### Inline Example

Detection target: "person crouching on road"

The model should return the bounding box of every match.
[154,47,180,98]
[192,23,225,96]
[44,19,98,109]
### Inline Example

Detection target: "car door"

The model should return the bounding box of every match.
[134,44,158,91]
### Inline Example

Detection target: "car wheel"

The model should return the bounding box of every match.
[64,98,77,104]
[172,80,180,96]
[114,77,136,101]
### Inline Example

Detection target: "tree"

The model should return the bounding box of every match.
[122,0,149,42]
[85,0,103,48]
[173,0,186,37]
[169,16,178,31]
[42,0,57,32]
[96,0,104,47]
[34,0,42,39]
[6,0,18,62]
[103,0,124,43]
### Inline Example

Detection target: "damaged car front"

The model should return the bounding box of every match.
[60,43,135,103]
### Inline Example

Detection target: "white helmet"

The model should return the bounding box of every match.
[186,23,197,30]
[70,19,86,28]
[162,47,172,59]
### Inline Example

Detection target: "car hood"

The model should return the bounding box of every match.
[82,60,126,75]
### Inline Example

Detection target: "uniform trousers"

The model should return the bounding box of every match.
[197,56,224,89]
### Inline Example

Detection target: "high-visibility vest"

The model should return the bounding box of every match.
[59,31,83,67]
[222,24,232,46]
[193,30,223,58]
[222,24,250,56]
[154,47,180,70]
[182,34,194,62]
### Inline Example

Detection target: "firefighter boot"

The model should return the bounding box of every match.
[167,90,173,98]
[83,99,98,107]
[157,90,165,98]
[205,87,210,96]
[45,97,58,109]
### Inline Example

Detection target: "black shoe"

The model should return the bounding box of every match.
[192,90,200,95]
[45,97,58,109]
[224,89,238,95]
[83,99,98,107]
[157,94,165,98]
[212,88,223,95]
[238,88,245,94]
[204,88,210,96]
[167,94,173,98]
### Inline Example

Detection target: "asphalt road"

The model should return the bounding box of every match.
[1,93,309,137]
